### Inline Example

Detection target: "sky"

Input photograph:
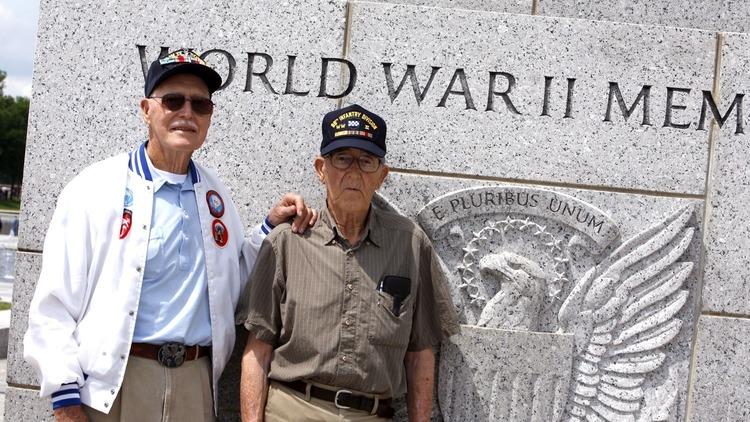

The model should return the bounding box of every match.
[0,0,40,97]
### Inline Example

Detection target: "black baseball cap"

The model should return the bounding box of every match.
[144,49,222,97]
[321,104,387,158]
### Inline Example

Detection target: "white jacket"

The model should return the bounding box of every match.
[23,152,263,413]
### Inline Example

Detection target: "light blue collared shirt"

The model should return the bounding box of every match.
[133,154,212,346]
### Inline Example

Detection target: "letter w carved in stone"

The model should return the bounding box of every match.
[382,63,441,105]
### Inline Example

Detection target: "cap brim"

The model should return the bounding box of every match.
[321,138,385,158]
[147,63,222,97]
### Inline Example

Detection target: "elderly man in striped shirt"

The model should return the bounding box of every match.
[238,104,460,421]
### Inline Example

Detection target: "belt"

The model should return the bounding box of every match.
[130,342,211,368]
[278,380,394,418]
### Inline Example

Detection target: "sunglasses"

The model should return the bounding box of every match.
[150,93,215,115]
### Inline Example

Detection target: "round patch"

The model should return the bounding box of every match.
[206,190,225,218]
[212,219,229,247]
[119,209,133,239]
[124,188,134,208]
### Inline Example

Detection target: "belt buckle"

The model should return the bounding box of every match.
[334,389,352,409]
[157,342,186,368]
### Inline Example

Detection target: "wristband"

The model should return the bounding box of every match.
[261,216,276,235]
[51,382,81,410]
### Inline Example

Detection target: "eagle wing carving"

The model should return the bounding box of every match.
[557,207,695,422]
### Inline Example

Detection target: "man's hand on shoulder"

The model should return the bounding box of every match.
[268,192,318,234]
[54,405,88,422]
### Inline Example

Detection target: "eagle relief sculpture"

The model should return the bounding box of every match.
[413,187,696,422]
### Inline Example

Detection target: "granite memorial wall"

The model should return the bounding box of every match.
[8,0,750,420]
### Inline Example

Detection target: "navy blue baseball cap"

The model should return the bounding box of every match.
[321,104,387,158]
[144,49,222,97]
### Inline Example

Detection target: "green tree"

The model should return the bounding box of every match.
[0,69,29,195]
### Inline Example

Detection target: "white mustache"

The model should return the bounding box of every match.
[170,121,198,132]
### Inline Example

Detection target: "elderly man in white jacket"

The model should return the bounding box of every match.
[23,49,315,422]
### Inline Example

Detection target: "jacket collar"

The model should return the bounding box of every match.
[127,142,201,185]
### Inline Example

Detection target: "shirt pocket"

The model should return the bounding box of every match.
[143,227,165,279]
[368,290,414,348]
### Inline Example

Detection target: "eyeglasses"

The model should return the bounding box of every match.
[326,152,382,173]
[150,93,214,115]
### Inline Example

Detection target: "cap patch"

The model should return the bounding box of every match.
[159,49,208,66]
[334,130,374,139]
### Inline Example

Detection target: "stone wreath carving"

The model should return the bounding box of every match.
[456,216,569,331]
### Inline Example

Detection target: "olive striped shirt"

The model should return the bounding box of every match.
[237,205,460,398]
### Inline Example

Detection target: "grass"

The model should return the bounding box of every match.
[0,199,20,211]
[0,302,11,311]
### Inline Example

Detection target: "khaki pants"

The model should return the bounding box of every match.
[265,381,389,422]
[85,355,214,422]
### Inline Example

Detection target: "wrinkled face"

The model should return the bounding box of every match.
[140,73,212,154]
[314,148,389,214]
